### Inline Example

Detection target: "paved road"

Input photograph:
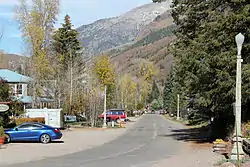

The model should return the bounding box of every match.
[5,115,184,167]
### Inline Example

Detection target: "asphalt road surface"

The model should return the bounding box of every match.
[5,115,184,167]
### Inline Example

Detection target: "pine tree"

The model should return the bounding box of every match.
[0,79,9,102]
[165,0,249,138]
[52,14,83,113]
[52,14,82,71]
[163,68,174,109]
[148,80,160,103]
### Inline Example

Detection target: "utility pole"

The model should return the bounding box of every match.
[177,94,180,120]
[103,85,107,128]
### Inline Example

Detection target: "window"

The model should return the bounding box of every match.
[18,124,43,129]
[30,124,43,129]
[18,124,32,129]
[17,84,22,95]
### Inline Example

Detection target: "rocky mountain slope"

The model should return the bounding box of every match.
[0,53,27,73]
[109,9,175,84]
[77,1,172,57]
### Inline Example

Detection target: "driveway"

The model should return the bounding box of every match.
[0,117,139,166]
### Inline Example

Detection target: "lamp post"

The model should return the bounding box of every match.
[103,85,107,128]
[231,33,245,160]
[177,94,180,120]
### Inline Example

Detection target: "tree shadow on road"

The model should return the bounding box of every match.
[160,125,213,143]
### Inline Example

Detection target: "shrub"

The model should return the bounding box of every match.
[14,117,45,125]
[0,126,4,137]
[5,122,17,128]
[242,121,250,138]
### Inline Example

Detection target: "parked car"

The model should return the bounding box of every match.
[4,122,62,144]
[98,109,127,122]
[159,110,166,115]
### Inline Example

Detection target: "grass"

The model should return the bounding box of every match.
[215,157,250,167]
[162,114,213,143]
[163,114,189,125]
[163,114,209,128]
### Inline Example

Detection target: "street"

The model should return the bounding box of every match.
[4,115,184,167]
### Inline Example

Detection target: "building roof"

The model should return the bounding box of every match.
[0,69,31,83]
[18,96,54,104]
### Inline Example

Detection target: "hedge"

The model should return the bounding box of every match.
[14,117,45,125]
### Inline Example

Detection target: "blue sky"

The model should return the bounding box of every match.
[0,0,152,55]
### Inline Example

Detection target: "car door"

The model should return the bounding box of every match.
[28,124,44,140]
[13,124,33,141]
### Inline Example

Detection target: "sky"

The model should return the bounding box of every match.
[0,0,152,55]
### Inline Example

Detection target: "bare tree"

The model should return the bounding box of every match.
[15,0,60,108]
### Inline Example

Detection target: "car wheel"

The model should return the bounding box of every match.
[5,134,11,143]
[116,118,120,123]
[40,134,51,144]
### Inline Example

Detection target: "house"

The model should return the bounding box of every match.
[0,69,31,98]
[0,69,54,109]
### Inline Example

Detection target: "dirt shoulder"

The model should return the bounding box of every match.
[152,115,224,167]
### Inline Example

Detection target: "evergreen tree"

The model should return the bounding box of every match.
[163,67,174,109]
[52,15,83,113]
[148,80,160,103]
[154,0,250,138]
[52,14,82,71]
[166,0,249,138]
[0,79,9,102]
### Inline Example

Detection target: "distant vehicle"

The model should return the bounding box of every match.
[160,110,166,115]
[76,114,87,122]
[4,122,62,144]
[98,109,127,122]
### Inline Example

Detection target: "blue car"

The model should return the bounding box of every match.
[4,122,63,144]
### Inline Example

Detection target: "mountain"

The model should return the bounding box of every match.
[0,53,27,74]
[109,9,175,84]
[77,1,173,57]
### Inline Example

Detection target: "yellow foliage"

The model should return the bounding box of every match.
[92,55,115,86]
[136,59,159,83]
[15,0,59,80]
[118,74,138,110]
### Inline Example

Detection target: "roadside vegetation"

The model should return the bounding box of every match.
[153,0,250,141]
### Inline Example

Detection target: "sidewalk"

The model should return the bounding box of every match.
[0,117,139,166]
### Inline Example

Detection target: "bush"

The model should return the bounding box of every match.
[5,122,17,128]
[0,113,10,127]
[0,126,4,137]
[14,117,45,125]
[242,121,250,138]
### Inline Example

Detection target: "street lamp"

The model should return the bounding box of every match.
[103,85,107,128]
[231,33,245,160]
